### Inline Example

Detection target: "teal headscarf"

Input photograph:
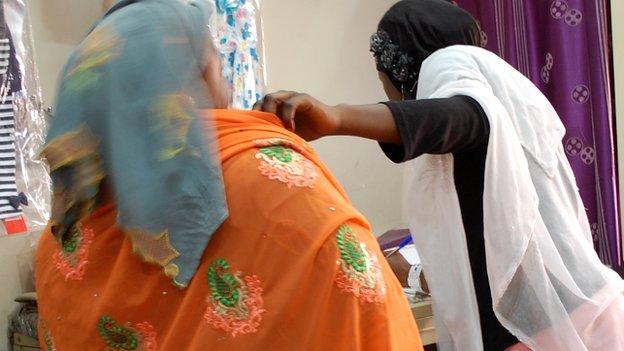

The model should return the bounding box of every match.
[42,0,228,287]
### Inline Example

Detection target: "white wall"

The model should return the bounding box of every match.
[262,0,404,235]
[0,2,100,349]
[29,0,101,105]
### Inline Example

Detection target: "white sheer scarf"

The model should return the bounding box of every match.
[407,45,624,351]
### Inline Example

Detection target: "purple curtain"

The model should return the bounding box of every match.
[455,0,620,267]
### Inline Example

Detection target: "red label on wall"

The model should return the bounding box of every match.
[4,216,27,235]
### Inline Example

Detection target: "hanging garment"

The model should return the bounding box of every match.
[0,95,21,219]
[0,4,26,221]
[0,0,52,233]
[212,0,265,109]
[0,37,11,75]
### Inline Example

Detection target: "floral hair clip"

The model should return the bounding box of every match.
[370,30,418,97]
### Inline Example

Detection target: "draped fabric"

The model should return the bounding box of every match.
[36,109,422,351]
[42,0,228,288]
[408,44,624,351]
[455,0,620,268]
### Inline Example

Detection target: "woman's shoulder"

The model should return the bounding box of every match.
[418,46,486,82]
[420,45,513,83]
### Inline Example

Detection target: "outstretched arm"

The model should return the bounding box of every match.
[253,91,400,143]
[254,91,489,162]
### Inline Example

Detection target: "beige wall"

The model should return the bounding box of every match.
[262,0,404,234]
[614,0,624,264]
[29,0,101,105]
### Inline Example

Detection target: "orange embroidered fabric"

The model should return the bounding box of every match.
[35,110,422,350]
[334,225,386,304]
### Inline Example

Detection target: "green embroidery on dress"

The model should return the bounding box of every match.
[255,143,318,188]
[204,259,266,336]
[97,316,140,350]
[259,146,293,163]
[334,225,386,303]
[62,227,81,253]
[336,225,367,273]
[207,259,241,308]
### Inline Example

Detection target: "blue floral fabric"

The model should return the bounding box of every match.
[212,0,264,109]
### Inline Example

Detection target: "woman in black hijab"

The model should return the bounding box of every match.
[255,0,624,350]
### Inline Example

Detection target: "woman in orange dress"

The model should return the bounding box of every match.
[35,1,421,350]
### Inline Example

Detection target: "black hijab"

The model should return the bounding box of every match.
[371,0,480,99]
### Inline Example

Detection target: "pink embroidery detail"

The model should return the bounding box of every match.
[135,322,158,351]
[53,225,94,281]
[335,225,386,304]
[257,158,317,188]
[335,253,386,304]
[98,315,158,351]
[204,275,266,337]
[254,142,318,188]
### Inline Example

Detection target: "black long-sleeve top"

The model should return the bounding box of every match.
[380,96,518,350]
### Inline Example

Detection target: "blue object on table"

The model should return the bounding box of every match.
[384,235,413,258]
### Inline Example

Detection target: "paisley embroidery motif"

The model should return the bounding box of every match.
[204,258,266,337]
[254,142,318,188]
[419,155,453,192]
[53,224,94,280]
[97,316,157,351]
[335,225,386,303]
